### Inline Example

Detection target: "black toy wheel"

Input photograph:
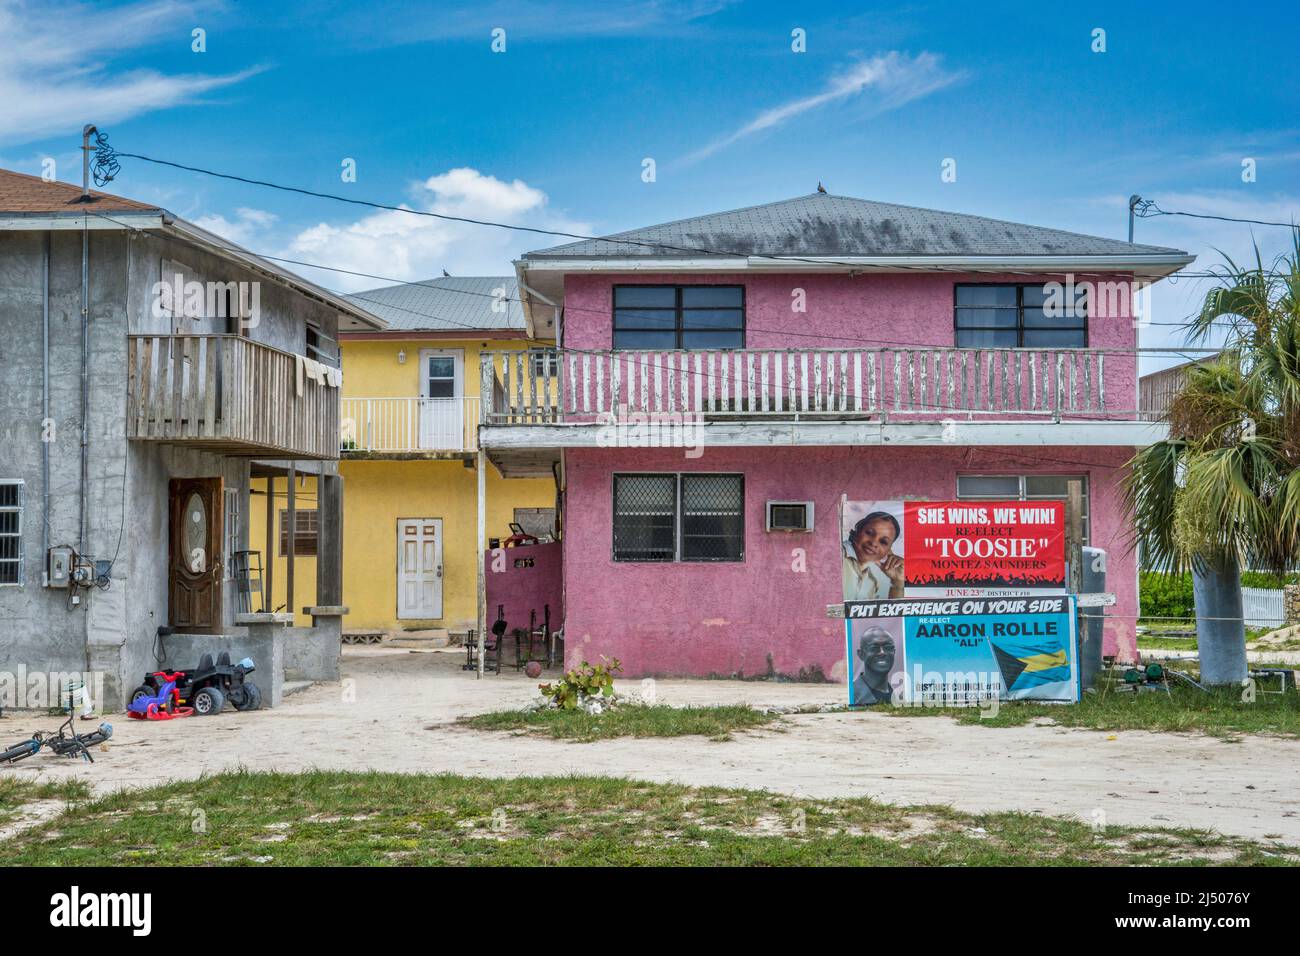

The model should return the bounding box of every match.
[192,686,225,716]
[129,685,153,705]
[234,681,262,711]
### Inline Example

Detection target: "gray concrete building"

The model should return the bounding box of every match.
[0,169,385,710]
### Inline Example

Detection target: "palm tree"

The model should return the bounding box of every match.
[1124,237,1300,685]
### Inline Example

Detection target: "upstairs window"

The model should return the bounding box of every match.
[613,285,744,350]
[954,284,1088,349]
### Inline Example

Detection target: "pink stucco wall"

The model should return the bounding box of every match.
[562,445,1139,682]
[485,541,564,635]
[562,272,1139,415]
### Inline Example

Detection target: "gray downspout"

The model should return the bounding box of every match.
[79,215,89,555]
[42,232,50,567]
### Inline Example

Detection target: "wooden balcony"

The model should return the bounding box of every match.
[127,334,341,459]
[341,397,480,455]
[480,346,1126,425]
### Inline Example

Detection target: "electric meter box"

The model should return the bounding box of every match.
[47,547,74,588]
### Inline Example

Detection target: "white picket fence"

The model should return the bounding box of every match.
[1242,587,1285,629]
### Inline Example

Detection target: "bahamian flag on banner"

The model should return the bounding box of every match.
[991,641,1073,695]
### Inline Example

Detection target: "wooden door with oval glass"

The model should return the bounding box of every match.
[168,477,223,630]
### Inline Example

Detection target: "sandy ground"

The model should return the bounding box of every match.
[3,647,1299,844]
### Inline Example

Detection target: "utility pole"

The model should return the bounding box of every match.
[1127,195,1142,243]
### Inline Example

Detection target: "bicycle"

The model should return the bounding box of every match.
[1,714,113,764]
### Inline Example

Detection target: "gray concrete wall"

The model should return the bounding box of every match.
[283,622,341,682]
[0,225,345,712]
[159,629,282,708]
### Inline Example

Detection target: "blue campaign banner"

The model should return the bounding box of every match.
[845,595,1079,705]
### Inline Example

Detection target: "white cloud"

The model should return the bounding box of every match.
[681,52,965,165]
[0,0,260,146]
[190,168,590,293]
[192,207,279,246]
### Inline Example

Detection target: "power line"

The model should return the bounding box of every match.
[95,138,1222,280]
[1136,200,1300,231]
[92,209,1230,373]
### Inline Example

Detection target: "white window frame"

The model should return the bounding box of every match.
[0,479,24,586]
[956,473,1089,543]
[224,487,240,580]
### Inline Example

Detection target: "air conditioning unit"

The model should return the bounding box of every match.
[766,501,814,533]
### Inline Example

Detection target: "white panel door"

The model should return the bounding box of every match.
[418,349,464,450]
[396,518,443,620]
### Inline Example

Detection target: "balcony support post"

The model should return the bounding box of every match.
[316,472,343,607]
[476,447,487,679]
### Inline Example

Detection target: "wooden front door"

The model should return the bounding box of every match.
[169,477,224,630]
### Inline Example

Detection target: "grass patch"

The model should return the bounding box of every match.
[459,703,777,742]
[877,678,1300,738]
[0,770,1292,866]
[0,777,91,826]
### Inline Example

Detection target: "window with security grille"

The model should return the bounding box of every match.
[0,480,22,585]
[613,475,676,561]
[681,474,744,560]
[957,474,1089,543]
[613,473,744,562]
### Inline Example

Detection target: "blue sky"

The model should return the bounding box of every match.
[3,0,1298,370]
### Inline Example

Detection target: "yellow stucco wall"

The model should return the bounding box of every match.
[248,337,554,631]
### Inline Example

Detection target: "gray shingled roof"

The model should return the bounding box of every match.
[524,193,1188,260]
[343,276,524,332]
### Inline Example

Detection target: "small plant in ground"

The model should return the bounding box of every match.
[538,657,622,713]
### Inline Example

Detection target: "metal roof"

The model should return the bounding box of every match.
[523,192,1189,260]
[343,276,525,333]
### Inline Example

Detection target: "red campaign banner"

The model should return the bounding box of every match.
[903,501,1065,593]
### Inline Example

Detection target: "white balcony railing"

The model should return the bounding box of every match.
[480,347,1125,425]
[341,397,480,453]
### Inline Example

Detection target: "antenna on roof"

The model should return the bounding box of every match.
[816,182,827,194]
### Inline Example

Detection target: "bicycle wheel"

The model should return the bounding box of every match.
[1,738,40,763]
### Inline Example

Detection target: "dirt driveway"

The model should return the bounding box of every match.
[4,647,1298,843]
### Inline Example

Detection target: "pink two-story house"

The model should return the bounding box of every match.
[476,193,1192,682]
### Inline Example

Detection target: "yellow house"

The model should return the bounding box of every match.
[249,277,556,634]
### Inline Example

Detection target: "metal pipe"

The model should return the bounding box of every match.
[42,231,50,566]
[79,214,89,553]
[78,124,97,555]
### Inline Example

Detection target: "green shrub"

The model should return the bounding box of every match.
[538,657,622,711]
[1140,569,1297,622]
[1139,571,1195,621]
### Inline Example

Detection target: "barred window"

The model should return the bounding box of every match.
[278,509,319,557]
[0,480,22,585]
[613,473,744,562]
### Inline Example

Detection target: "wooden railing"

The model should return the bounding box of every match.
[127,334,341,459]
[341,397,480,453]
[480,347,1120,424]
